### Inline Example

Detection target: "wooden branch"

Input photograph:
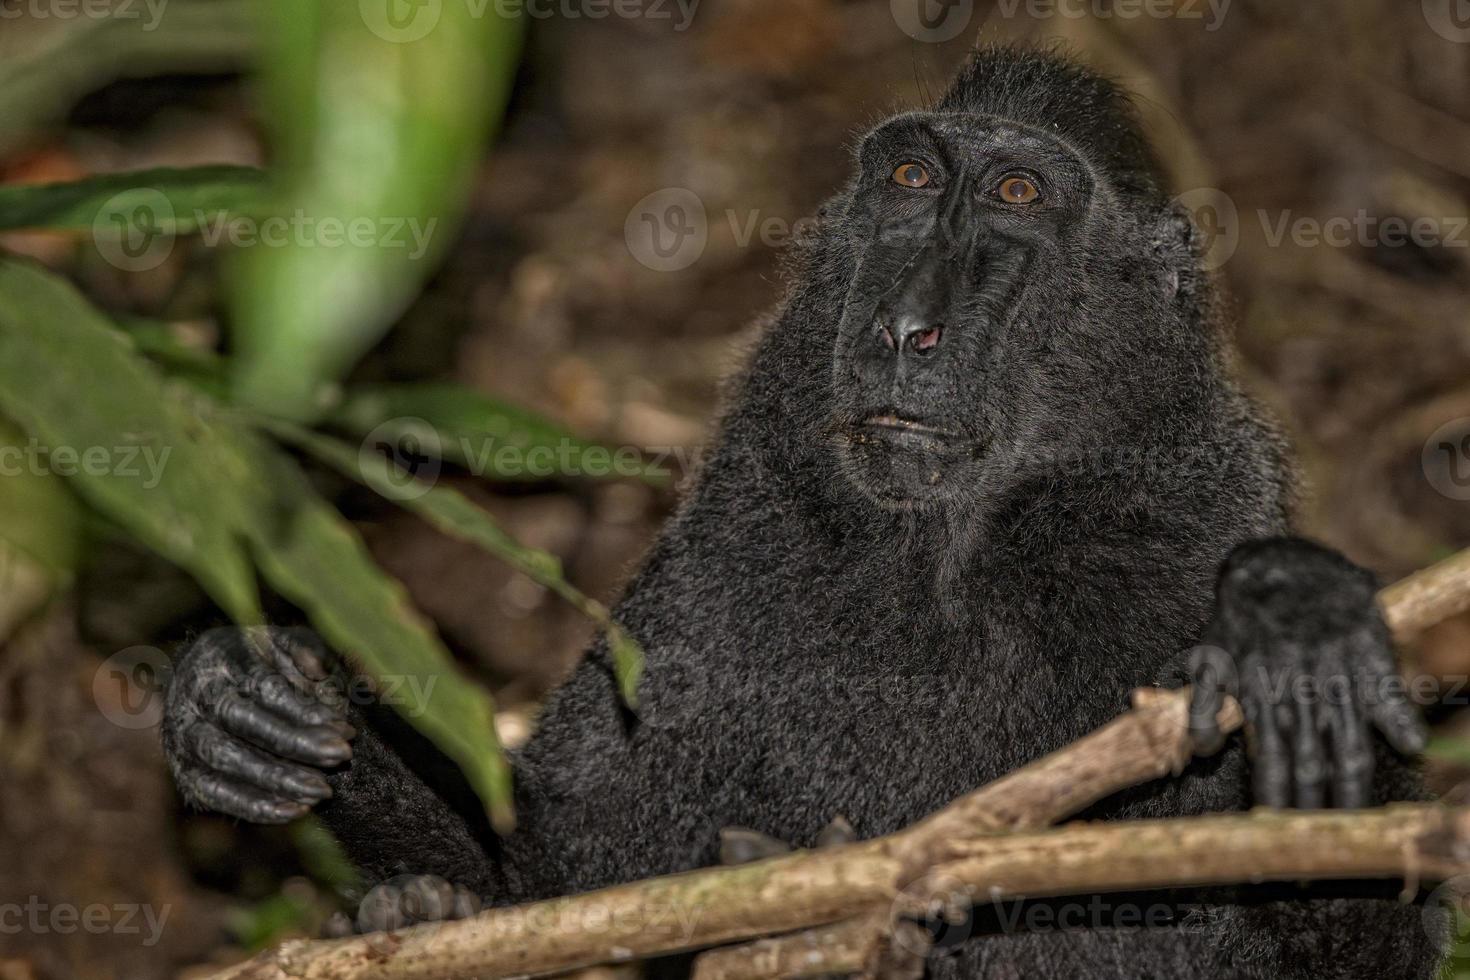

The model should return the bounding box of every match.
[209,799,1470,980]
[698,548,1470,980]
[1382,546,1470,642]
[200,549,1470,980]
[696,805,1470,979]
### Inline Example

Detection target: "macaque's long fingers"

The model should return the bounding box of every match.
[358,881,410,934]
[251,670,354,734]
[1186,643,1237,755]
[188,723,332,804]
[398,875,456,924]
[216,692,353,767]
[1371,694,1428,757]
[1290,689,1325,810]
[1243,659,1290,808]
[273,627,338,683]
[1353,630,1427,756]
[451,885,482,920]
[1328,689,1373,808]
[192,772,311,824]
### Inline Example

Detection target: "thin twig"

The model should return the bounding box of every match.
[200,548,1470,980]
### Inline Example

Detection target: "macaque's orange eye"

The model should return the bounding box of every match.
[891,163,930,188]
[998,175,1040,204]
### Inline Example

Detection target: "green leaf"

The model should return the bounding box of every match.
[330,382,670,485]
[0,257,512,823]
[1426,736,1470,765]
[0,416,84,579]
[114,316,225,374]
[290,817,363,896]
[227,892,314,952]
[0,0,258,158]
[266,420,645,709]
[227,3,525,420]
[0,166,270,233]
[0,257,261,624]
[234,431,513,827]
[0,417,83,641]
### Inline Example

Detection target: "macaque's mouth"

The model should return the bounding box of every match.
[858,413,959,442]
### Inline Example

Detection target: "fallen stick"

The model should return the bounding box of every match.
[203,548,1470,980]
[691,545,1470,979]
[209,798,1470,980]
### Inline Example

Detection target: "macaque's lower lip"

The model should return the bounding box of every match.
[861,414,954,439]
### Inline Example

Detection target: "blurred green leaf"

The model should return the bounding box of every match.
[0,257,512,823]
[236,433,514,828]
[290,818,364,897]
[330,382,670,485]
[115,316,225,374]
[1426,737,1470,765]
[228,2,525,420]
[0,166,269,232]
[227,892,314,952]
[267,420,645,708]
[0,0,258,157]
[0,416,84,579]
[0,257,261,624]
[0,417,83,641]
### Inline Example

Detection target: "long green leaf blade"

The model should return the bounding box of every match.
[331,382,670,486]
[239,436,514,829]
[269,420,645,708]
[0,257,261,623]
[0,166,270,232]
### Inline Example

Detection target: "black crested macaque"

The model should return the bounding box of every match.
[162,46,1441,978]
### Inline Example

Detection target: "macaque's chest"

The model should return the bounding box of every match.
[647,605,1118,842]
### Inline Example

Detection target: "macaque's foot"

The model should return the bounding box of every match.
[1188,538,1427,809]
[162,626,355,824]
[719,815,856,865]
[323,874,483,936]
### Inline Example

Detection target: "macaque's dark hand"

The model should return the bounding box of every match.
[162,626,355,823]
[1187,538,1426,809]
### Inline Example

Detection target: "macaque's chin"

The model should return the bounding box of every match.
[836,423,981,508]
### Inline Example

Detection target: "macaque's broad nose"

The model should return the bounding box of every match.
[877,315,944,355]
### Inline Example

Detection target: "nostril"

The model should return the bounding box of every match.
[910,326,943,354]
[877,322,897,351]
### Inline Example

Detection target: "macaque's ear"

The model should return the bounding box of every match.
[1149,201,1203,303]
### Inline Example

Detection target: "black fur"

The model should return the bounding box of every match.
[164,46,1441,978]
